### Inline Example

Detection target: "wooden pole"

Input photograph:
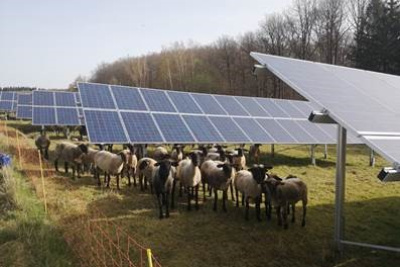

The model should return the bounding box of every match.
[16,129,22,170]
[38,150,48,214]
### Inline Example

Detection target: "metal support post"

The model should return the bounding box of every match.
[369,149,375,167]
[311,144,316,165]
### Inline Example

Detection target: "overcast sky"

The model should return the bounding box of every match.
[0,0,292,89]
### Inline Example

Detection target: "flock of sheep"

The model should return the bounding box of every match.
[35,132,308,230]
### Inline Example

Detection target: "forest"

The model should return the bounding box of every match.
[76,0,400,99]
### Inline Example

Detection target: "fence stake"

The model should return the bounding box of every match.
[147,249,153,267]
[4,120,9,149]
[16,129,23,170]
[38,149,48,214]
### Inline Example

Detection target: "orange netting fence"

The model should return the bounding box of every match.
[0,120,162,267]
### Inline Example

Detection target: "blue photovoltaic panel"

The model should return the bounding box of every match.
[55,92,76,107]
[274,99,305,118]
[233,117,274,143]
[78,83,115,109]
[1,92,14,101]
[296,120,334,143]
[167,91,203,114]
[140,89,176,112]
[33,91,54,106]
[0,101,13,111]
[208,116,250,143]
[18,93,32,105]
[121,112,163,143]
[256,119,297,143]
[84,110,128,143]
[289,100,314,117]
[182,115,224,143]
[111,86,147,111]
[33,107,56,125]
[16,106,32,119]
[277,119,317,143]
[75,92,81,103]
[152,113,195,143]
[190,93,227,115]
[56,108,80,125]
[214,95,249,116]
[235,96,269,117]
[255,98,290,118]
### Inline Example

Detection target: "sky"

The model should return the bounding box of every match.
[0,0,292,89]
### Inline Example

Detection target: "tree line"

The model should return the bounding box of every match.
[78,0,400,99]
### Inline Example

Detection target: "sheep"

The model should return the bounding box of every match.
[121,144,138,186]
[153,146,169,161]
[200,160,235,212]
[81,147,100,174]
[264,175,308,229]
[35,130,51,160]
[137,157,157,192]
[177,152,202,211]
[171,144,184,162]
[230,147,246,171]
[152,159,179,219]
[249,144,261,163]
[54,142,89,178]
[204,145,226,162]
[93,150,129,190]
[234,165,271,221]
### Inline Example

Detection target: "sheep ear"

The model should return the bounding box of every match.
[154,162,161,166]
[216,164,224,168]
[171,161,179,167]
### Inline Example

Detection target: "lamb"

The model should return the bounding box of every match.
[136,157,157,192]
[121,145,138,186]
[153,146,169,161]
[264,175,308,229]
[171,144,184,162]
[249,144,261,163]
[152,159,179,219]
[234,165,271,221]
[94,150,128,190]
[177,152,202,211]
[200,160,235,212]
[35,130,51,160]
[54,142,88,178]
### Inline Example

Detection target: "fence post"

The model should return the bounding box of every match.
[38,150,48,214]
[16,129,23,170]
[147,249,153,267]
[4,120,9,149]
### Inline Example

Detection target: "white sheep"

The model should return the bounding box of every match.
[177,152,202,211]
[137,157,157,192]
[200,160,235,212]
[54,142,88,178]
[94,150,128,190]
[153,146,169,161]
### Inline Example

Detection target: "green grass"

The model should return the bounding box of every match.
[1,123,400,267]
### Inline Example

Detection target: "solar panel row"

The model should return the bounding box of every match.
[0,91,17,112]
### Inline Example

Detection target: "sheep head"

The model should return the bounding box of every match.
[155,160,179,182]
[216,163,233,177]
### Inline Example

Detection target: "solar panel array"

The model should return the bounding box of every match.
[250,52,399,164]
[16,92,33,119]
[0,91,17,112]
[78,82,361,144]
[31,91,83,126]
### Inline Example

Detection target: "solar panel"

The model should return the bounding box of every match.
[16,106,32,119]
[33,91,54,106]
[79,83,115,109]
[277,119,317,143]
[233,117,274,143]
[274,99,305,118]
[208,116,250,143]
[1,92,14,101]
[255,98,289,118]
[289,100,314,117]
[235,96,269,117]
[214,95,249,116]
[256,119,297,143]
[17,93,32,105]
[296,120,334,143]
[121,112,163,143]
[0,101,13,111]
[55,92,76,107]
[167,91,203,114]
[84,110,128,143]
[56,108,80,125]
[33,107,56,125]
[140,89,176,112]
[190,93,227,115]
[111,86,147,111]
[182,115,224,143]
[152,113,195,143]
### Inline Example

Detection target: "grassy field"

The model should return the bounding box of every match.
[1,122,400,266]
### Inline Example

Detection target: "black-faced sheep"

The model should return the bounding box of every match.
[35,130,51,160]
[94,150,128,190]
[137,157,157,192]
[121,145,138,187]
[249,144,261,163]
[153,146,169,161]
[177,152,202,211]
[152,160,179,219]
[200,160,235,212]
[264,175,308,229]
[81,147,99,174]
[234,165,271,221]
[230,148,246,171]
[54,142,88,178]
[171,144,184,162]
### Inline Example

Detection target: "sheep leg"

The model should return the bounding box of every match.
[103,172,107,184]
[106,173,111,188]
[156,193,163,219]
[283,204,288,229]
[245,197,250,221]
[235,188,239,207]
[187,187,191,211]
[256,197,261,222]
[116,174,120,190]
[208,185,212,197]
[71,166,76,179]
[77,164,81,178]
[64,162,69,173]
[54,160,59,172]
[139,174,144,191]
[287,204,291,215]
[302,201,307,227]
[222,190,227,213]
[126,167,131,187]
[132,168,136,187]
[195,185,199,211]
[265,193,272,221]
[165,192,170,218]
[171,179,176,209]
[276,206,282,226]
[291,203,296,223]
[213,188,218,212]
[144,176,148,190]
[230,183,235,202]
[44,149,49,160]
[241,194,245,206]
[202,181,206,202]
[96,168,101,186]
